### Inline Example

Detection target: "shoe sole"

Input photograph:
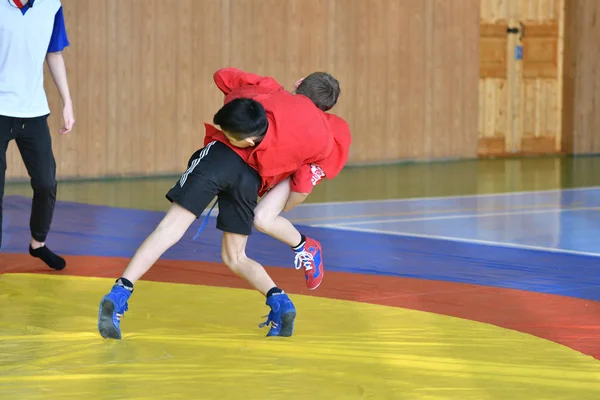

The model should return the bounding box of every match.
[278,311,296,337]
[98,299,122,340]
[307,270,324,291]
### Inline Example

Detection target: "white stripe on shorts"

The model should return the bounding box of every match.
[179,141,216,187]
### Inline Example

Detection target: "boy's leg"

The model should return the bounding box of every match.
[97,203,197,340]
[0,116,14,249]
[122,202,197,283]
[98,144,222,340]
[217,161,296,336]
[221,231,295,337]
[253,178,300,246]
[15,115,64,270]
[254,179,324,290]
[221,232,276,295]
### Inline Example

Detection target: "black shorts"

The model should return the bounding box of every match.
[165,141,261,235]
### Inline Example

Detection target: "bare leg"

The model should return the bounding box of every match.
[220,231,296,336]
[253,178,301,247]
[98,202,197,339]
[254,179,324,290]
[221,232,277,296]
[121,202,197,283]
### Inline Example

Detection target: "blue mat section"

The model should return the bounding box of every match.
[291,188,600,255]
[284,187,600,225]
[343,209,600,255]
[3,196,600,301]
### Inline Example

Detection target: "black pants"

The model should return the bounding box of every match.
[0,114,57,248]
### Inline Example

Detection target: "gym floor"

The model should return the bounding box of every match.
[1,156,599,399]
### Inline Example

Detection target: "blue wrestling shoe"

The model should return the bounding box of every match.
[98,284,132,339]
[259,292,296,337]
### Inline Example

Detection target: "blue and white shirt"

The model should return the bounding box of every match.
[0,0,70,118]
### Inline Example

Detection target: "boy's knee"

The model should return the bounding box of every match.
[221,249,246,274]
[221,232,250,274]
[253,209,275,233]
[32,180,56,195]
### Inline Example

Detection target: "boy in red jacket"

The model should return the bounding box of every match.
[212,68,351,291]
[97,70,339,341]
[254,110,351,290]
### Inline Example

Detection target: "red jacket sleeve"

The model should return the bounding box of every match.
[213,68,284,95]
[315,114,352,179]
[290,164,327,194]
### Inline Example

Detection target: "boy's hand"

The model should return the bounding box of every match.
[60,101,75,134]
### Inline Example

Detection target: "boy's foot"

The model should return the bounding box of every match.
[98,284,132,339]
[29,245,66,270]
[259,292,296,337]
[294,237,324,290]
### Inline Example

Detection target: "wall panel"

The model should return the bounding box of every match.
[6,0,480,180]
[562,0,600,154]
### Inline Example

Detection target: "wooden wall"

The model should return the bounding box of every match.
[6,0,480,181]
[562,0,600,154]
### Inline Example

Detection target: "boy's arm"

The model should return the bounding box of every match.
[213,68,284,95]
[46,6,74,134]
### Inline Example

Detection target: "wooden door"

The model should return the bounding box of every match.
[478,0,564,156]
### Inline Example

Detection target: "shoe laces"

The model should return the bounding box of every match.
[116,303,129,322]
[294,250,314,271]
[258,311,277,329]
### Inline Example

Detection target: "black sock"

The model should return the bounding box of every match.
[116,277,134,292]
[29,245,66,271]
[291,234,307,251]
[266,287,283,298]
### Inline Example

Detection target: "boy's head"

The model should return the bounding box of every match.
[294,72,340,112]
[213,98,268,148]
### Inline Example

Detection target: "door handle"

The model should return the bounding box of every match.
[507,22,525,40]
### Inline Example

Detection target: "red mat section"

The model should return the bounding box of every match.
[2,253,599,360]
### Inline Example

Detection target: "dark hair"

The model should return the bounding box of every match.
[213,98,268,140]
[296,72,340,111]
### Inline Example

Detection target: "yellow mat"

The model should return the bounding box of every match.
[0,273,599,400]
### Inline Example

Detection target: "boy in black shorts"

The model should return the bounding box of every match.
[97,98,296,339]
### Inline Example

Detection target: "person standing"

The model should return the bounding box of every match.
[0,0,75,269]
